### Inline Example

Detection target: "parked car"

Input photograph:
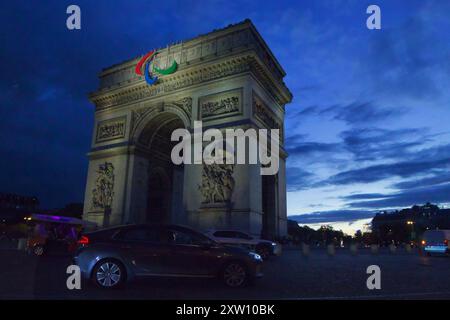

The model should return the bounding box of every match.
[73,224,263,289]
[421,230,450,256]
[205,230,281,259]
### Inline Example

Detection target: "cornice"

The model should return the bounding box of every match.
[98,19,286,80]
[90,53,292,111]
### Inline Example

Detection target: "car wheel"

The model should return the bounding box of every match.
[33,245,45,256]
[257,246,270,260]
[221,261,248,288]
[92,259,126,289]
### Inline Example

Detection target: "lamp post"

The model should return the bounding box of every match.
[406,221,415,243]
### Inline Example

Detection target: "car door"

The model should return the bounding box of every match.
[213,231,240,245]
[166,227,221,276]
[214,231,252,250]
[114,226,171,275]
[235,231,255,246]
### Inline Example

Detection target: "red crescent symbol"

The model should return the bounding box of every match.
[135,50,156,76]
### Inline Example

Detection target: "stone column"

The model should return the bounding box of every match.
[122,150,150,224]
[82,148,131,227]
[277,155,288,237]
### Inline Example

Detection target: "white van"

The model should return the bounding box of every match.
[421,230,450,255]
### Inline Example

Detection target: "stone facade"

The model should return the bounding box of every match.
[83,19,292,238]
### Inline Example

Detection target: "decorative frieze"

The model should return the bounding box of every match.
[199,89,242,120]
[98,25,253,89]
[95,116,126,143]
[90,20,292,113]
[252,93,284,143]
[91,57,252,110]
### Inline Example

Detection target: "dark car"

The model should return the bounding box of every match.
[73,224,263,289]
[206,230,282,259]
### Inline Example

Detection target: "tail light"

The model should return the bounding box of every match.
[77,235,89,245]
[444,239,448,246]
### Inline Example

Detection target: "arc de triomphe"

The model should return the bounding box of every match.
[83,20,292,238]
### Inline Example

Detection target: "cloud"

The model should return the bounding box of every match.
[286,141,342,157]
[325,102,406,126]
[286,167,315,192]
[361,3,450,102]
[316,139,450,187]
[288,101,405,126]
[342,193,386,200]
[288,105,320,118]
[281,0,450,215]
[284,133,308,145]
[348,183,450,209]
[289,210,376,224]
[320,157,450,186]
[339,127,428,161]
[393,172,450,190]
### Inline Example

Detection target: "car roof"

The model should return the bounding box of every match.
[90,223,205,234]
[207,230,249,234]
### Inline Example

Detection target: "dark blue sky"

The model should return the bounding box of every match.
[1,1,449,228]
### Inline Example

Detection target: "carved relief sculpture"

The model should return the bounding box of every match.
[96,117,126,143]
[172,96,193,119]
[200,163,235,204]
[199,89,242,120]
[201,96,239,117]
[91,162,115,210]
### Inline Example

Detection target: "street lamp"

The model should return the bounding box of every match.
[406,221,415,243]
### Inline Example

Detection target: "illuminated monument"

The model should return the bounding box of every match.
[83,20,292,237]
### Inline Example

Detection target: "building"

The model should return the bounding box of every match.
[0,193,39,223]
[0,193,39,212]
[82,20,292,238]
[371,203,450,243]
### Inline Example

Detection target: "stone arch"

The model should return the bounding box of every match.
[146,166,172,223]
[84,21,292,237]
[132,103,190,147]
[132,106,187,224]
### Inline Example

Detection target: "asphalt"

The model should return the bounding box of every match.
[1,246,450,300]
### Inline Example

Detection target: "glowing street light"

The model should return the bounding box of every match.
[407,221,416,242]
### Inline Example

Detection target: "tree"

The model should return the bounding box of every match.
[354,230,363,243]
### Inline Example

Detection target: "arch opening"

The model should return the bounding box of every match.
[137,112,186,224]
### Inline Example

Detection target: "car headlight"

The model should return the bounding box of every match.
[271,242,277,246]
[249,252,262,260]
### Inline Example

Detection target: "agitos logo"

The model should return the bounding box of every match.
[135,50,178,85]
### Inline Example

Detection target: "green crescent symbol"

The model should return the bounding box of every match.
[153,60,178,75]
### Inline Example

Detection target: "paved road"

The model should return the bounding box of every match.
[1,248,450,299]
